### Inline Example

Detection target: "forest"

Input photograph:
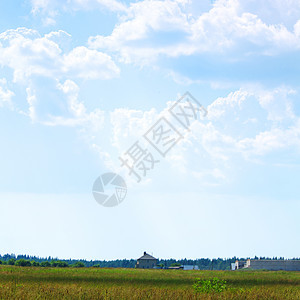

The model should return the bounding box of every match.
[0,254,296,270]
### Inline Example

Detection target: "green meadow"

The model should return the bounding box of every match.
[0,265,299,299]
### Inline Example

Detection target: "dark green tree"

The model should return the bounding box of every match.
[15,259,31,267]
[41,261,51,267]
[72,262,85,268]
[51,261,69,267]
[8,258,16,265]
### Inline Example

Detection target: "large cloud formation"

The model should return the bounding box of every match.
[0,28,119,125]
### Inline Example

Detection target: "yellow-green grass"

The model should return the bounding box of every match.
[0,265,299,299]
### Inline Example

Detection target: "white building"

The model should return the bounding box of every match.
[234,259,300,271]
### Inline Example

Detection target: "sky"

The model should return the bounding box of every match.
[0,0,300,261]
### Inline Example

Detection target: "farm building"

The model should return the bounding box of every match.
[234,260,247,270]
[234,259,300,271]
[168,265,199,270]
[136,252,157,269]
[168,265,182,270]
[182,265,199,270]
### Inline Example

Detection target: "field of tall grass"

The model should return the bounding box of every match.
[0,265,299,299]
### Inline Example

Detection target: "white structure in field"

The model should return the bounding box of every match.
[234,259,300,271]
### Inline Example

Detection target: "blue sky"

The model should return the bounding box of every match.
[0,0,300,260]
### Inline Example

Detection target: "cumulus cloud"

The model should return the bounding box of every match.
[88,0,300,65]
[25,87,38,121]
[198,87,300,159]
[88,0,191,64]
[0,28,119,126]
[42,79,105,127]
[17,78,105,129]
[110,107,158,151]
[104,87,300,185]
[0,78,14,108]
[0,28,61,82]
[63,47,120,80]
[238,125,300,156]
[0,28,120,82]
[189,0,298,55]
[2,0,299,186]
[238,0,300,29]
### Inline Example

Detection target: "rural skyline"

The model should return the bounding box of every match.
[0,0,300,261]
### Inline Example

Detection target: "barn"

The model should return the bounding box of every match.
[136,252,157,269]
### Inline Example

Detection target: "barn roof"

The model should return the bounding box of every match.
[137,252,157,260]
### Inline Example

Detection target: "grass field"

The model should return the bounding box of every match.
[0,265,299,299]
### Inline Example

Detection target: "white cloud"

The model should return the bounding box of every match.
[88,0,190,64]
[110,108,158,151]
[0,78,14,108]
[0,28,120,83]
[0,28,119,126]
[31,0,58,25]
[104,87,300,186]
[88,0,300,65]
[257,88,296,122]
[57,79,84,118]
[189,0,298,55]
[238,0,300,29]
[200,87,300,159]
[0,28,62,82]
[44,30,72,46]
[63,46,120,80]
[31,0,53,14]
[25,87,38,121]
[30,0,127,25]
[238,125,300,156]
[2,1,300,187]
[35,79,105,128]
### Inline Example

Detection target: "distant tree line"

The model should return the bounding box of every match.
[0,254,137,268]
[0,254,298,269]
